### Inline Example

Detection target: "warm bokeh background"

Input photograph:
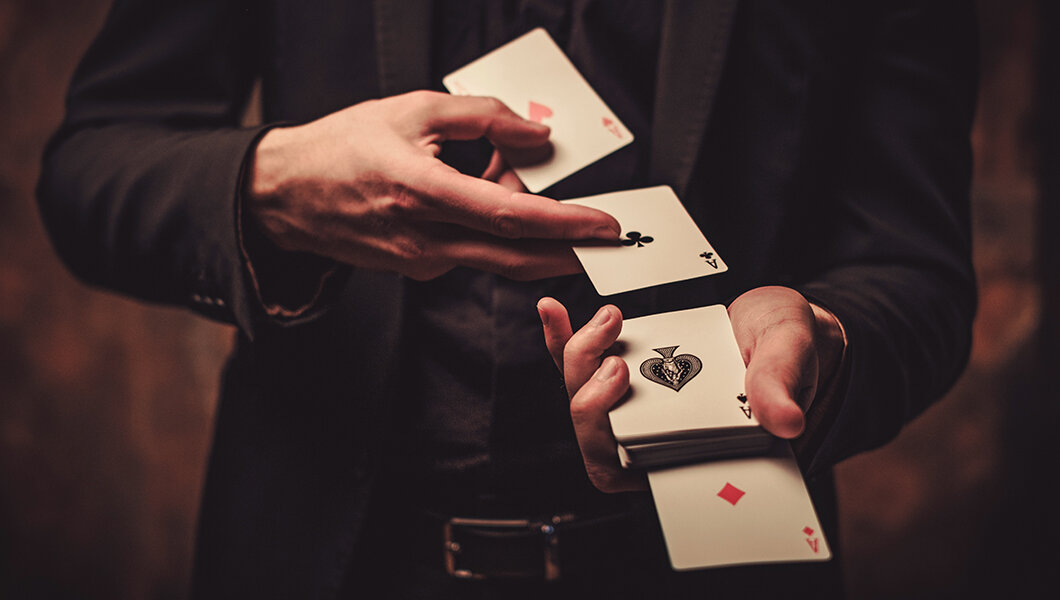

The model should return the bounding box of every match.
[0,1,1051,597]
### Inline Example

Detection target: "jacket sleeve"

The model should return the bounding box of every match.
[36,0,330,339]
[795,0,978,473]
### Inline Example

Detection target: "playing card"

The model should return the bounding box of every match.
[442,28,633,193]
[563,186,727,296]
[648,442,832,570]
[617,433,774,469]
[608,305,764,445]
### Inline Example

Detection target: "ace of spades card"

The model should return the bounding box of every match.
[563,186,728,296]
[442,28,633,193]
[608,305,764,446]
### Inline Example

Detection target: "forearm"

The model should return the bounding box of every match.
[789,0,978,472]
[33,0,310,336]
[38,122,277,331]
[796,262,975,473]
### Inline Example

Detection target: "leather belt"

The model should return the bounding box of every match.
[424,510,638,581]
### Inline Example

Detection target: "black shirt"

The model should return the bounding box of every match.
[394,0,663,513]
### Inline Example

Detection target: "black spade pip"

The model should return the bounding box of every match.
[639,346,703,391]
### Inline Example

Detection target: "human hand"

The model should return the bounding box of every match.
[726,286,846,438]
[537,298,646,492]
[245,91,620,280]
[537,287,845,493]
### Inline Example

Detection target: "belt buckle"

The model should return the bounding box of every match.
[442,515,571,581]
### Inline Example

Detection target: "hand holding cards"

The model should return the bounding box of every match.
[611,306,831,569]
[448,27,832,574]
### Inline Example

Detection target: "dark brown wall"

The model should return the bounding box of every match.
[0,3,230,598]
[0,1,1044,597]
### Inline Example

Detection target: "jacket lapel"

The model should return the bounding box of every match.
[650,0,739,196]
[373,0,433,95]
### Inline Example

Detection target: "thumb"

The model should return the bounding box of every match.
[743,328,816,439]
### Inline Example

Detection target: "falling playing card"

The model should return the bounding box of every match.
[648,442,832,570]
[442,28,633,193]
[609,305,764,446]
[563,186,727,296]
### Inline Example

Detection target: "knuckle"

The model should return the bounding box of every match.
[562,346,581,373]
[481,96,507,115]
[384,185,420,218]
[495,257,532,280]
[392,234,427,263]
[409,160,454,198]
[403,89,439,108]
[562,334,590,365]
[490,207,523,238]
[569,395,584,416]
[396,91,444,125]
[423,159,457,183]
[568,394,596,423]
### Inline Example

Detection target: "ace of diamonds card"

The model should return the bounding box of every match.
[649,442,832,570]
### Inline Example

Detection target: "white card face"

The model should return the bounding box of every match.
[563,186,727,296]
[608,305,761,444]
[443,28,634,193]
[649,443,832,570]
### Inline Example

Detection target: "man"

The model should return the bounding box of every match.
[38,0,977,598]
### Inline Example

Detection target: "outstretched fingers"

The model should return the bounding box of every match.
[411,166,621,241]
[538,299,644,493]
[422,93,552,148]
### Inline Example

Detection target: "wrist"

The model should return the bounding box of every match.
[809,303,846,388]
[243,126,303,252]
[236,126,347,321]
[247,126,296,200]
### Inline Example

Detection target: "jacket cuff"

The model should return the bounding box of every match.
[219,124,351,339]
[792,285,857,475]
[234,129,351,326]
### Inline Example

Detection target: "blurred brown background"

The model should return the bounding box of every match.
[0,1,1052,598]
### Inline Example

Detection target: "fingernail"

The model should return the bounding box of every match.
[591,306,612,327]
[593,223,621,240]
[596,358,619,382]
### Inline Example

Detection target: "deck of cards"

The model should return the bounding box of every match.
[610,306,772,469]
[444,28,831,572]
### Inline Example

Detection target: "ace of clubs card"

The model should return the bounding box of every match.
[564,186,728,296]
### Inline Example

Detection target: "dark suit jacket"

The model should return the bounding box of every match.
[38,0,977,597]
